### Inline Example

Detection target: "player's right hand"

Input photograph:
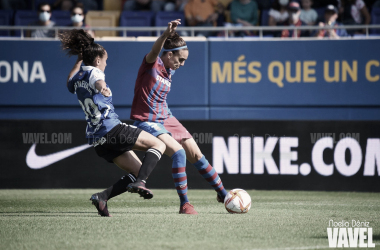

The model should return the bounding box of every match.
[164,19,181,36]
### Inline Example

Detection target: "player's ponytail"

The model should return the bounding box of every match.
[163,32,187,55]
[59,29,105,66]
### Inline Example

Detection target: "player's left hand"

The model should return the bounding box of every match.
[164,19,181,36]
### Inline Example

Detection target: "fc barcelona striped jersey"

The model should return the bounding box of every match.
[130,56,173,123]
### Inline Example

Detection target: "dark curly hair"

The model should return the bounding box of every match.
[162,32,187,55]
[59,29,105,66]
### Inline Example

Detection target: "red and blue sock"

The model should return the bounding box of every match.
[193,155,227,199]
[171,149,189,206]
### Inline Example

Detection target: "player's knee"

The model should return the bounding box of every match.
[172,148,186,162]
[153,140,166,154]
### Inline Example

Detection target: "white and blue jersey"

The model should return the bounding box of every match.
[67,66,121,144]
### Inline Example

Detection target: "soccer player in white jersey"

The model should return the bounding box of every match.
[60,29,166,217]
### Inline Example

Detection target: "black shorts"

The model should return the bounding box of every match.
[94,123,143,163]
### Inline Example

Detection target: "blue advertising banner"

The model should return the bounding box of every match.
[0,40,208,106]
[209,40,380,106]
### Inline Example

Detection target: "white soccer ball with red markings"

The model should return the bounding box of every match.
[224,189,251,214]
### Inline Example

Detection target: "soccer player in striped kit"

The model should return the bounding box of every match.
[60,29,166,216]
[130,19,228,214]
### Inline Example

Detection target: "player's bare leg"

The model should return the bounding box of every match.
[182,138,228,203]
[157,134,198,214]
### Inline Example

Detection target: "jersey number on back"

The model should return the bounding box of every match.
[78,98,101,125]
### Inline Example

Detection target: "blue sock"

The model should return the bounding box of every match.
[193,155,228,198]
[171,149,189,206]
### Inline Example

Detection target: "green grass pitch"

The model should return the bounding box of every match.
[0,189,379,250]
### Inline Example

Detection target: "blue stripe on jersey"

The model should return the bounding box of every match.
[155,81,165,120]
[147,79,160,121]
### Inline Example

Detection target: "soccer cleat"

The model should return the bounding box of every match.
[90,193,111,217]
[127,181,153,199]
[217,193,225,203]
[179,202,198,215]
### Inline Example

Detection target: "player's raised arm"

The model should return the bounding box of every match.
[67,55,83,86]
[145,19,181,64]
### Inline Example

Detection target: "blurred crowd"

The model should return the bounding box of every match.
[1,0,380,38]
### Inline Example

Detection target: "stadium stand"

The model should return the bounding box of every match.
[34,0,56,10]
[51,10,72,26]
[371,7,380,34]
[86,10,120,37]
[0,10,13,36]
[119,11,154,37]
[314,7,326,22]
[260,9,269,26]
[14,10,38,37]
[155,11,185,27]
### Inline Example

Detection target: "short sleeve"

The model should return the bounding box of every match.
[312,9,318,22]
[356,0,365,9]
[89,68,105,93]
[268,9,279,19]
[67,78,75,94]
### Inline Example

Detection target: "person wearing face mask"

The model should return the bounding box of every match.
[281,1,310,38]
[70,3,95,37]
[315,5,348,38]
[26,2,56,38]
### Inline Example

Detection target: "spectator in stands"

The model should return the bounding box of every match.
[123,0,165,12]
[163,0,187,11]
[315,4,349,38]
[77,0,98,10]
[340,0,371,34]
[281,1,310,37]
[269,0,289,26]
[300,0,318,25]
[26,2,56,38]
[184,0,219,36]
[53,0,77,10]
[70,3,94,37]
[0,0,27,9]
[229,0,258,36]
[311,0,339,9]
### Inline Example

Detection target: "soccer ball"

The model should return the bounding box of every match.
[224,189,251,214]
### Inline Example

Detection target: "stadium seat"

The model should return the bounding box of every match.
[154,11,184,35]
[370,7,380,34]
[0,10,13,36]
[51,10,72,26]
[86,11,120,37]
[119,11,154,37]
[155,11,185,26]
[14,10,38,37]
[261,9,269,26]
[315,7,325,22]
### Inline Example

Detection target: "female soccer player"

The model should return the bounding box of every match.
[130,20,228,214]
[60,29,166,217]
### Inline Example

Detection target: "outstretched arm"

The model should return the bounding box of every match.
[66,55,83,87]
[145,19,181,64]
